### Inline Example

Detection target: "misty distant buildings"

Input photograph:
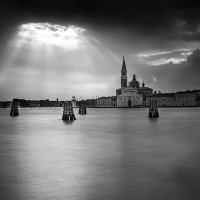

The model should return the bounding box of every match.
[0,101,12,108]
[116,56,153,107]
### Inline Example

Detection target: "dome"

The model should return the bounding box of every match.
[129,74,140,88]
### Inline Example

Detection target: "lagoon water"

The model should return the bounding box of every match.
[0,107,200,200]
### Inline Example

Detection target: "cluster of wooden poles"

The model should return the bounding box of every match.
[62,101,87,121]
[10,102,19,116]
[149,100,159,118]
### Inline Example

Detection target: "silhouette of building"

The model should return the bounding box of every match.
[116,56,147,107]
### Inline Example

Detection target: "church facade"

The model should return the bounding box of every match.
[116,56,143,107]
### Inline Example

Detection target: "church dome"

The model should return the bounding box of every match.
[129,74,140,88]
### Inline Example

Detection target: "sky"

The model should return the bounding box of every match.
[0,0,200,100]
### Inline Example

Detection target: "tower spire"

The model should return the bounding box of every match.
[122,56,126,70]
[121,56,127,88]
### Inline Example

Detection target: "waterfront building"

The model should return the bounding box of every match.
[193,90,200,106]
[138,81,153,106]
[146,93,176,107]
[116,57,143,107]
[146,91,198,107]
[138,81,153,98]
[174,91,196,107]
[0,101,12,108]
[29,101,40,107]
[96,96,117,108]
[51,101,62,107]
[86,99,97,107]
[97,97,112,107]
[116,86,142,107]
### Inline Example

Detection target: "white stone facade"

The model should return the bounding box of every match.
[117,87,143,107]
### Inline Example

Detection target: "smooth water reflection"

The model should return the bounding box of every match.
[0,107,200,200]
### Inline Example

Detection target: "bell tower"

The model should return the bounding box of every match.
[121,56,127,88]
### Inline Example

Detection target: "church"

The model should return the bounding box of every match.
[116,56,153,107]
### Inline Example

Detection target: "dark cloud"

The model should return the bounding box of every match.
[1,1,200,99]
[1,0,200,42]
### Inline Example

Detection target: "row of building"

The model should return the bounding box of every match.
[146,90,200,107]
[83,90,200,108]
[93,56,200,108]
[1,91,200,108]
[0,99,64,108]
[83,91,200,108]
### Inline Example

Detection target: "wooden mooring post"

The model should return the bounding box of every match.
[10,100,19,116]
[149,100,159,118]
[79,100,87,115]
[62,101,76,121]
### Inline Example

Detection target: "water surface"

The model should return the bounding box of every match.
[0,107,200,200]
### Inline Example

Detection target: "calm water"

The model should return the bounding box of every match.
[0,107,200,200]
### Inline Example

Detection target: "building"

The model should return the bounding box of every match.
[0,101,12,108]
[146,93,176,107]
[138,81,153,98]
[129,74,140,88]
[96,96,117,107]
[29,101,40,107]
[116,56,144,107]
[193,90,200,106]
[97,97,112,107]
[116,86,142,107]
[146,91,198,107]
[138,81,153,106]
[86,99,97,107]
[174,91,196,107]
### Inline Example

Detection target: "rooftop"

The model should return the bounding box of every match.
[151,93,175,97]
[138,87,153,90]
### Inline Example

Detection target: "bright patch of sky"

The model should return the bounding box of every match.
[0,23,120,100]
[14,23,86,49]
[146,57,186,66]
[137,49,194,66]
